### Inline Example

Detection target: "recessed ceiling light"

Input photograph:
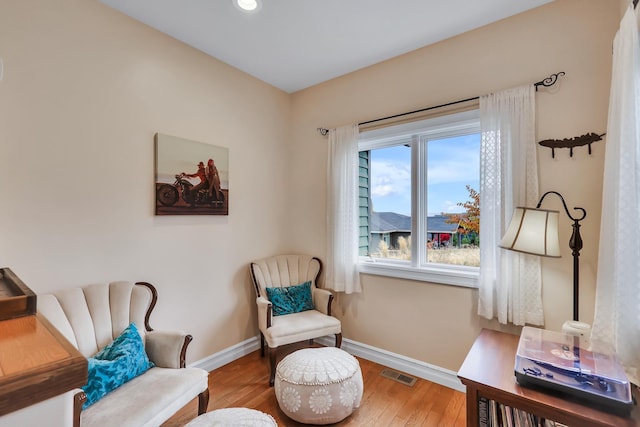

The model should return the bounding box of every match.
[235,0,262,12]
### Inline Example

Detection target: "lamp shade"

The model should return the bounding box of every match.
[499,207,561,257]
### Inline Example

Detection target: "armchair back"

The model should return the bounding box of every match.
[38,281,155,358]
[250,254,321,299]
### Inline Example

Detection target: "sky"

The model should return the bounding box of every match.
[370,133,480,216]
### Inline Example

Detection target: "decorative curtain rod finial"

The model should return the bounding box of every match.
[534,71,565,91]
[317,127,329,136]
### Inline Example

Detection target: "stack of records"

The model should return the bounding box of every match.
[515,326,634,415]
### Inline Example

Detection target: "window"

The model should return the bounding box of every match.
[358,109,480,287]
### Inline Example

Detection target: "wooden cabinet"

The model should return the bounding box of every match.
[0,313,87,417]
[458,328,639,427]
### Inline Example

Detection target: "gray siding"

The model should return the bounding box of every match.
[358,151,370,256]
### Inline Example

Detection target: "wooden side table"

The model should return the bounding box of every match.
[0,313,87,416]
[458,328,639,427]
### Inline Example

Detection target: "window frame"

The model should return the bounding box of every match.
[358,109,481,288]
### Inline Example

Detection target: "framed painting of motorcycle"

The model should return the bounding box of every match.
[154,133,229,215]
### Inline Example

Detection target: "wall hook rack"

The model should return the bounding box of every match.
[538,132,605,158]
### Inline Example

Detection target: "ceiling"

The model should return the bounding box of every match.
[100,0,554,93]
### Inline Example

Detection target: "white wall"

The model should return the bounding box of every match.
[290,0,619,371]
[0,0,291,363]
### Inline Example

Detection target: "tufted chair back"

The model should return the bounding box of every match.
[250,254,321,299]
[38,281,154,358]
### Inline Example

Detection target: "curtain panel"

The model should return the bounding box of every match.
[477,85,544,326]
[326,124,362,294]
[592,3,640,385]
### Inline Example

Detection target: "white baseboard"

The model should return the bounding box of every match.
[190,336,261,372]
[190,335,465,393]
[317,336,465,392]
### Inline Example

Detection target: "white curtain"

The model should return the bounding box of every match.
[326,124,362,294]
[592,3,640,386]
[477,85,543,326]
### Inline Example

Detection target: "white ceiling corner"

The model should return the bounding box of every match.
[99,0,554,93]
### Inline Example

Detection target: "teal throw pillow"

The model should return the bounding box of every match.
[266,280,314,316]
[82,322,154,409]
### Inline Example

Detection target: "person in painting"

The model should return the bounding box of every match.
[206,158,222,200]
[183,161,209,194]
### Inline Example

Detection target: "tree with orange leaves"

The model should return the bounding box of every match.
[444,185,480,234]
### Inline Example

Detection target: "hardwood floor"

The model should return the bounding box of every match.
[162,344,467,426]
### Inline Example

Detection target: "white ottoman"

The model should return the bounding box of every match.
[185,408,277,426]
[274,347,363,425]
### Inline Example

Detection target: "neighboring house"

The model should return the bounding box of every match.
[426,215,460,248]
[370,211,411,250]
[369,212,460,250]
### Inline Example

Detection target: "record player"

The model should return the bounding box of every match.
[515,326,634,415]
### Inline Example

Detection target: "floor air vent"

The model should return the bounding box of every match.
[380,368,417,386]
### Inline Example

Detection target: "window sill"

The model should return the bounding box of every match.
[358,260,479,288]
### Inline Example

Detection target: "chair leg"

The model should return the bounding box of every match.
[72,391,86,427]
[198,389,210,415]
[309,339,314,345]
[335,332,342,348]
[260,333,265,357]
[268,347,276,386]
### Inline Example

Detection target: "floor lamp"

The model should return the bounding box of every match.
[499,191,591,335]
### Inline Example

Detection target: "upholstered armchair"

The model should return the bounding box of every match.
[38,281,209,427]
[250,254,342,385]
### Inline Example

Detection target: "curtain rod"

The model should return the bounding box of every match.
[317,71,565,136]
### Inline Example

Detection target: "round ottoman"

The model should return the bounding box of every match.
[185,408,277,426]
[274,347,363,425]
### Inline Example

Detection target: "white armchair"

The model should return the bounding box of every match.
[38,281,209,427]
[250,254,342,385]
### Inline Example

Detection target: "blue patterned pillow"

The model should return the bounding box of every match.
[266,281,314,316]
[82,322,154,409]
